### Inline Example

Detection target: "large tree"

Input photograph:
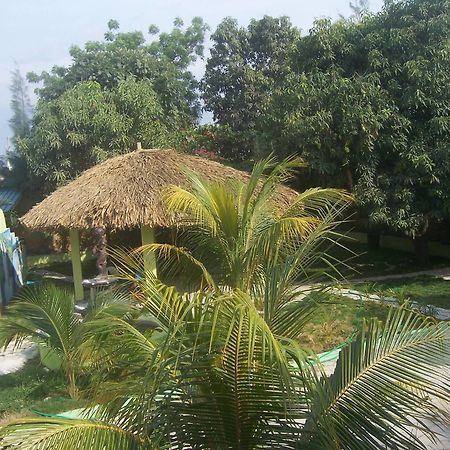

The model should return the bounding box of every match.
[202,16,300,159]
[266,0,450,260]
[22,18,208,192]
[22,79,170,188]
[28,18,207,124]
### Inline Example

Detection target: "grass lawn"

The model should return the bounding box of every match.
[0,359,86,424]
[351,276,450,309]
[298,296,392,353]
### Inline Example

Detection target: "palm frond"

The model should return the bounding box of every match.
[304,307,450,450]
[0,418,147,450]
[0,284,77,355]
[155,289,308,449]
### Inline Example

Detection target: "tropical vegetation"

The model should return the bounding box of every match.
[0,284,135,399]
[0,158,448,449]
[15,17,208,193]
[5,1,449,262]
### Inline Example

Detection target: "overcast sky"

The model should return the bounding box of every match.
[0,0,384,154]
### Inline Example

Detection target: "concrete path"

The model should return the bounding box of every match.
[0,341,37,375]
[350,267,450,283]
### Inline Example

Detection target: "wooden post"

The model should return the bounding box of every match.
[140,225,157,276]
[69,229,84,301]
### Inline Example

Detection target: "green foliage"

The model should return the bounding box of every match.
[298,296,390,353]
[264,70,404,188]
[202,16,300,159]
[0,284,136,398]
[177,124,255,161]
[305,308,450,449]
[353,275,450,309]
[0,359,86,419]
[23,18,208,192]
[28,18,207,120]
[21,79,171,189]
[0,160,449,448]
[152,156,352,301]
[0,418,146,450]
[266,0,450,236]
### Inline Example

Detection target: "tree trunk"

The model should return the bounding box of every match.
[367,232,381,250]
[66,358,79,399]
[345,164,354,191]
[93,227,108,277]
[412,234,430,266]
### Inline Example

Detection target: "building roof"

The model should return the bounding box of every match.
[20,149,298,231]
[0,188,21,212]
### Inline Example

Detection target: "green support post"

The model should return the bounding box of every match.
[69,229,84,301]
[0,209,6,232]
[140,225,157,276]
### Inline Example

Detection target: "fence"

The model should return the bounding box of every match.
[0,210,23,307]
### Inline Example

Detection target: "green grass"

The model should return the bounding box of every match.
[298,296,391,353]
[0,359,86,423]
[352,276,450,309]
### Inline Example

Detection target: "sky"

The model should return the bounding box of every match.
[0,0,384,155]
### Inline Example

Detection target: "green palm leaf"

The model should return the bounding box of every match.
[304,307,450,450]
[0,418,147,450]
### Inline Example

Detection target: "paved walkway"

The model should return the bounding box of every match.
[0,341,37,375]
[350,266,450,283]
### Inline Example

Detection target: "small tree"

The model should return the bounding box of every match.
[2,67,33,191]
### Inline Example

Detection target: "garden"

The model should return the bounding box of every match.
[0,0,449,448]
[0,156,449,449]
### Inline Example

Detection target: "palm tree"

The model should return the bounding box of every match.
[0,283,135,399]
[139,155,353,336]
[0,157,448,449]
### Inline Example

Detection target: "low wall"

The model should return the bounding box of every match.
[347,232,450,259]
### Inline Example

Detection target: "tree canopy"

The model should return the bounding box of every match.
[202,16,300,159]
[21,18,208,192]
[263,0,450,239]
[22,79,171,188]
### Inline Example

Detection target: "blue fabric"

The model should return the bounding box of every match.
[0,228,23,306]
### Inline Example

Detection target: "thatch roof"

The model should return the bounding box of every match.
[21,149,298,231]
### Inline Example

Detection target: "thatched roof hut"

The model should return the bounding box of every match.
[21,149,297,231]
[21,148,298,300]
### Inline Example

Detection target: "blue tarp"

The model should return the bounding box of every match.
[0,227,23,306]
[0,188,21,212]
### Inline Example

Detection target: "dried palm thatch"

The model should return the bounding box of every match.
[21,149,298,231]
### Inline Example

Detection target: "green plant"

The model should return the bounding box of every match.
[0,158,448,449]
[0,284,135,399]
